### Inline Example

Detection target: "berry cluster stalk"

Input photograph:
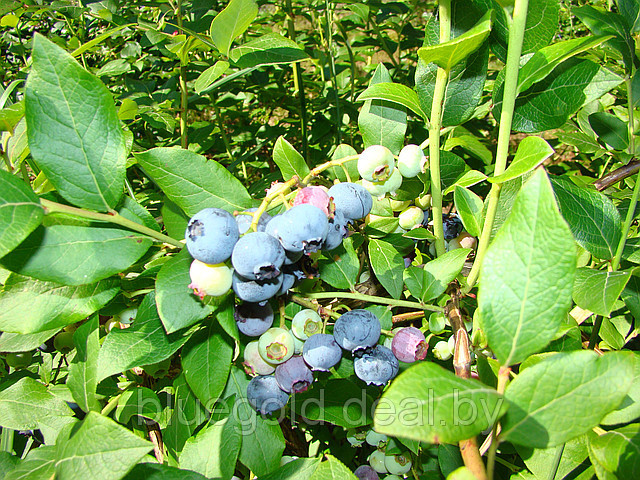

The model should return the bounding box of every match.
[465,0,530,290]
[428,0,452,257]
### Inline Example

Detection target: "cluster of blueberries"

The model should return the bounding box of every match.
[237,306,429,416]
[350,429,413,480]
[185,182,373,302]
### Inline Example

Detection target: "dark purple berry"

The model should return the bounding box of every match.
[275,355,314,393]
[354,465,380,480]
[442,213,463,241]
[246,375,289,415]
[234,302,274,337]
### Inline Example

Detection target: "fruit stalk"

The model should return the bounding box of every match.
[428,0,452,257]
[304,291,444,312]
[40,198,184,248]
[465,0,530,291]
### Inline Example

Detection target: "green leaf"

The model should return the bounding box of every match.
[374,362,507,444]
[572,268,632,316]
[182,322,233,408]
[368,239,404,299]
[25,34,125,212]
[0,224,151,286]
[551,176,622,260]
[0,377,72,430]
[515,435,589,480]
[209,0,258,56]
[517,36,612,95]
[574,6,635,71]
[163,374,208,463]
[312,455,358,479]
[589,424,640,478]
[318,236,359,290]
[500,351,635,448]
[224,367,285,476]
[405,249,471,303]
[494,58,624,133]
[488,0,560,62]
[589,112,630,151]
[272,136,310,181]
[454,186,483,236]
[161,197,189,240]
[97,292,195,381]
[115,387,164,426]
[292,378,377,428]
[194,60,229,94]
[618,0,640,32]
[0,327,58,352]
[441,151,467,191]
[229,33,308,68]
[356,83,427,120]
[180,415,241,479]
[443,170,488,195]
[67,316,101,413]
[358,63,407,154]
[416,9,490,128]
[402,227,436,240]
[489,137,554,184]
[0,170,43,259]
[417,11,492,71]
[0,274,119,334]
[478,170,576,366]
[135,147,253,216]
[0,452,19,478]
[54,411,152,480]
[156,249,215,334]
[123,463,209,480]
[5,446,56,480]
[601,352,640,425]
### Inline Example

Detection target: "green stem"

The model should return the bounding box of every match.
[465,0,529,290]
[40,198,184,248]
[429,0,452,257]
[487,366,511,480]
[588,316,603,350]
[303,292,444,312]
[101,382,135,416]
[177,0,188,149]
[213,97,234,163]
[1,427,13,453]
[547,443,565,480]
[611,76,638,271]
[291,294,341,319]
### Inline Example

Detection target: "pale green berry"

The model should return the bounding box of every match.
[433,340,452,361]
[358,145,395,182]
[384,452,412,475]
[398,144,426,178]
[389,199,411,211]
[415,194,431,209]
[368,449,388,473]
[258,327,295,364]
[362,179,388,197]
[188,259,233,299]
[429,312,447,334]
[118,307,138,325]
[398,206,425,230]
[291,309,323,340]
[243,340,276,376]
[365,429,388,447]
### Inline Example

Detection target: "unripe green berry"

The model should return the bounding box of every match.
[429,312,447,334]
[415,194,431,209]
[54,331,75,354]
[4,351,32,369]
[384,452,412,475]
[433,340,452,361]
[398,206,425,230]
[258,327,295,364]
[358,145,395,182]
[291,309,323,340]
[188,259,233,299]
[389,199,411,211]
[398,144,426,178]
[368,449,388,474]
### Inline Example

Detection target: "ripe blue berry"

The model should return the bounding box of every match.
[243,341,276,376]
[266,204,329,254]
[333,309,381,353]
[258,327,295,364]
[291,309,323,340]
[358,145,395,182]
[246,375,289,415]
[328,182,373,220]
[185,208,239,264]
[443,213,464,241]
[323,210,349,251]
[232,271,283,303]
[277,271,296,296]
[354,345,399,386]
[235,208,272,235]
[302,333,342,371]
[391,327,428,363]
[275,355,314,393]
[354,465,380,480]
[232,232,286,281]
[234,302,274,337]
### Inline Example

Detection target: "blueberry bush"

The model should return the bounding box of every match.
[0,0,639,479]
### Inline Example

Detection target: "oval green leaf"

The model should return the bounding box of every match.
[479,170,576,366]
[356,82,427,120]
[368,239,404,299]
[572,268,632,316]
[209,0,258,56]
[589,111,630,151]
[272,136,310,181]
[454,186,483,236]
[489,137,554,184]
